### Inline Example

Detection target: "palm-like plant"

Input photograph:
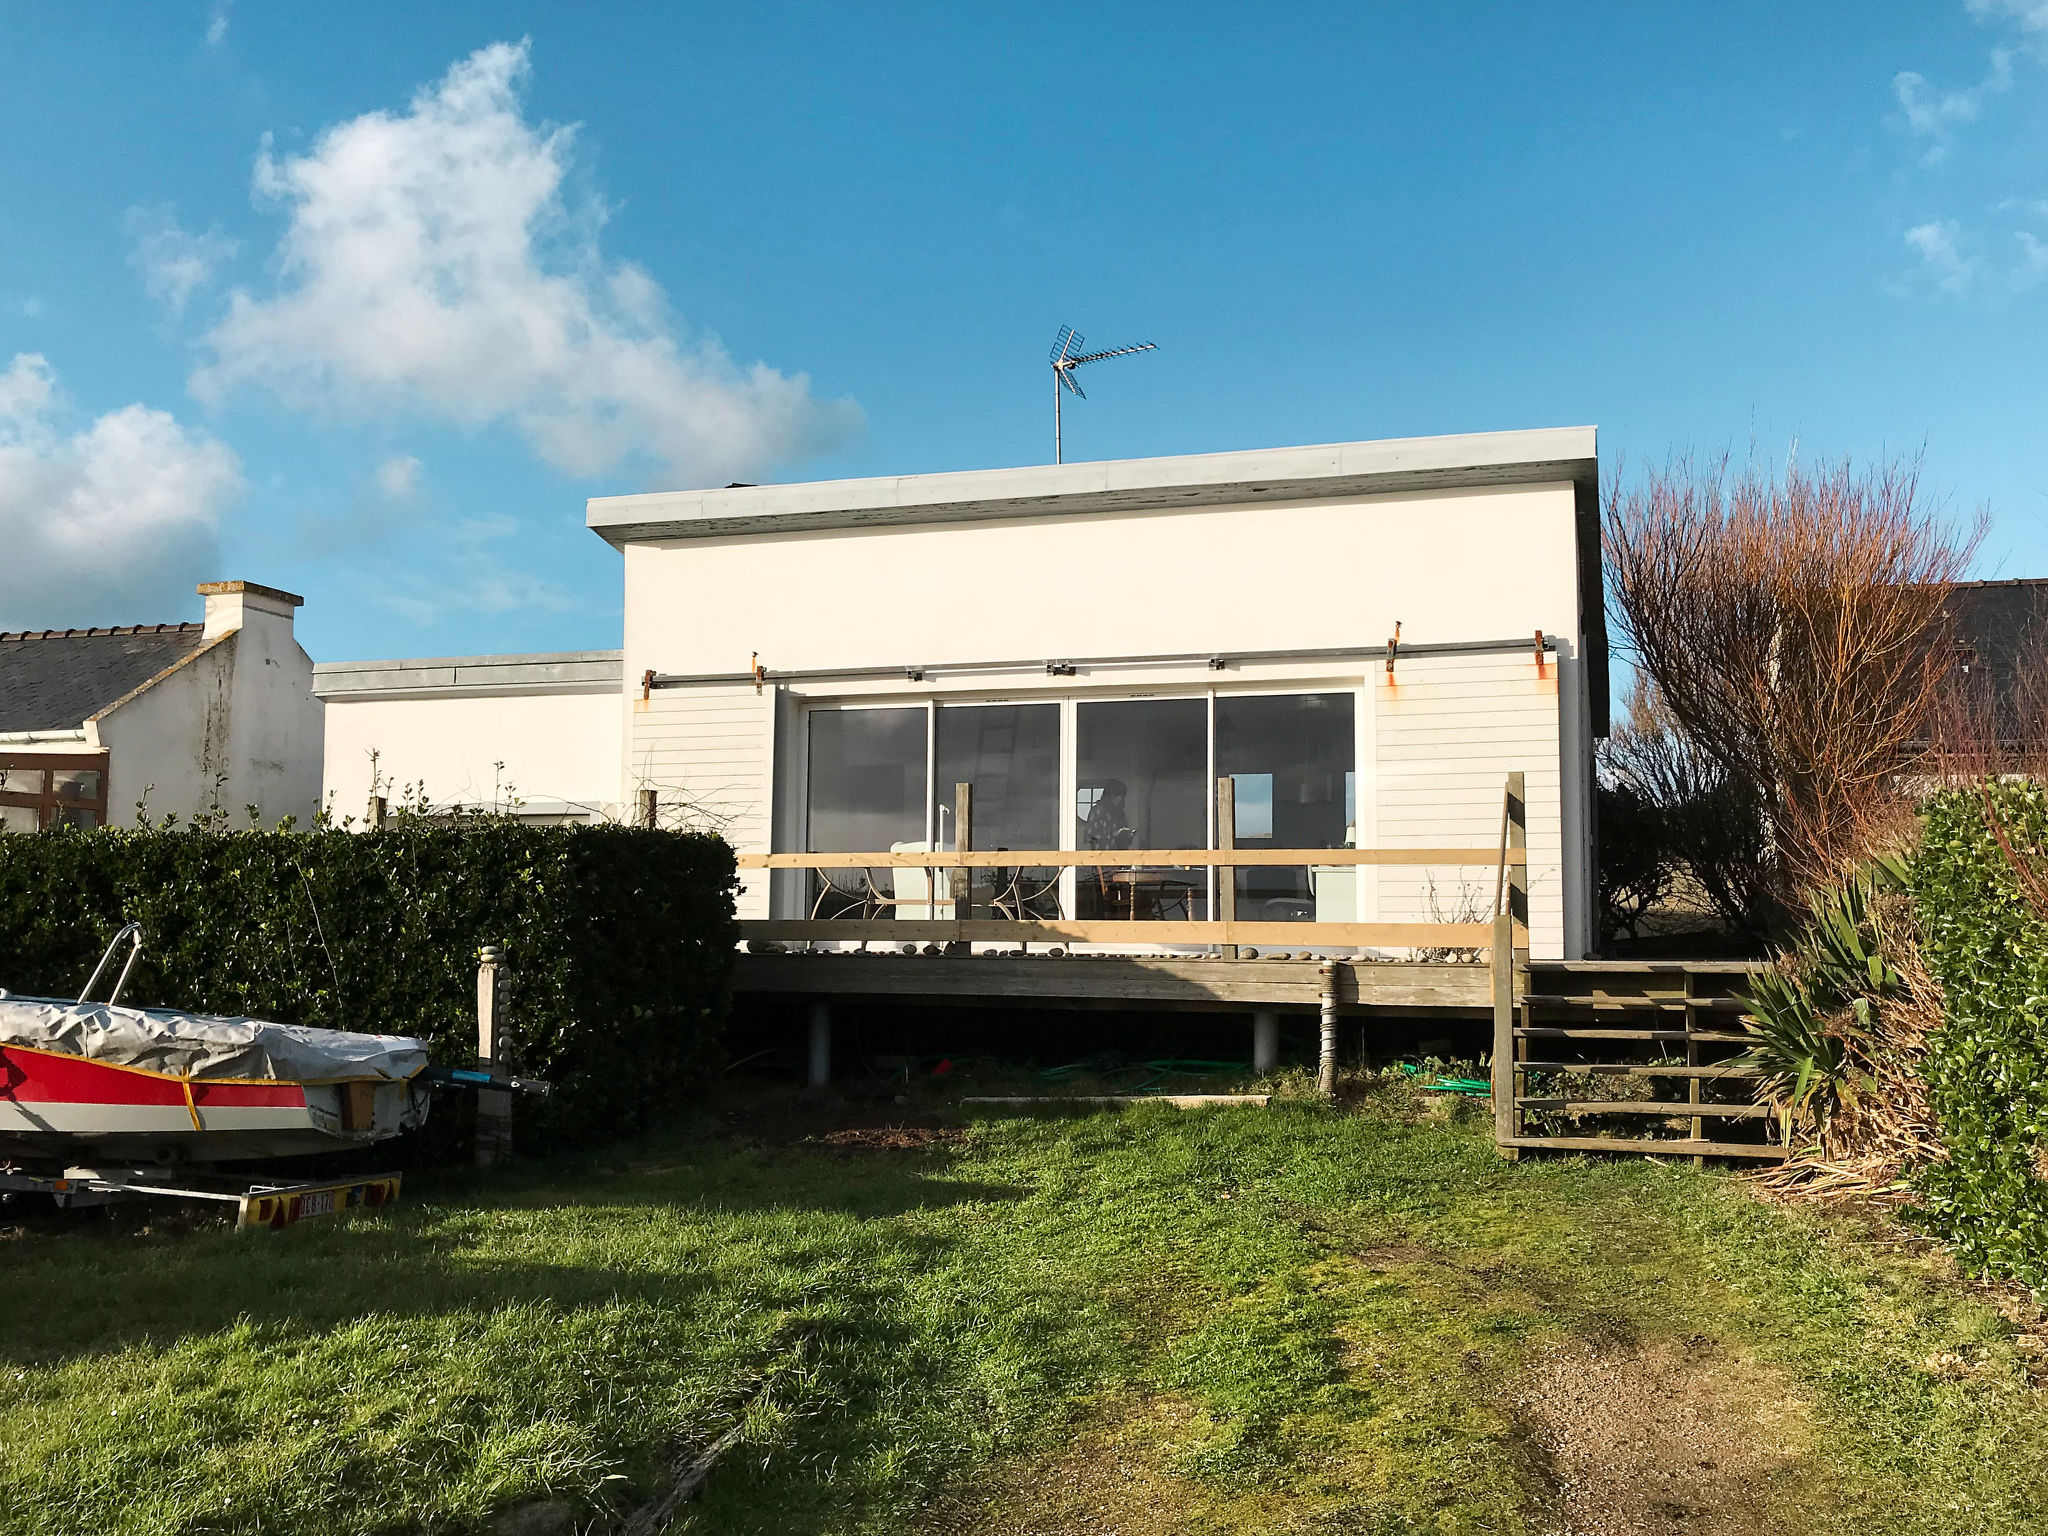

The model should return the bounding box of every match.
[1736,856,1908,1141]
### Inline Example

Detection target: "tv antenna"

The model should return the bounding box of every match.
[1049,326,1156,464]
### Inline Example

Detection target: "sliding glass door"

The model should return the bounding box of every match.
[935,703,1061,918]
[1074,698,1209,920]
[1215,692,1355,923]
[805,706,926,916]
[799,688,1357,930]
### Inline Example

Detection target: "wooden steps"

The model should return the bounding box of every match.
[1496,960,1782,1163]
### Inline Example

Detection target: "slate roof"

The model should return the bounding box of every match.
[0,624,210,734]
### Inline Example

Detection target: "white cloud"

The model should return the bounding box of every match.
[0,354,242,628]
[1969,0,2048,35]
[206,1,232,48]
[193,40,857,487]
[125,205,238,316]
[1906,220,1979,292]
[373,453,421,499]
[1893,49,2012,163]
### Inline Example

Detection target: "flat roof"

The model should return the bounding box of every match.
[585,426,1597,545]
[312,650,622,701]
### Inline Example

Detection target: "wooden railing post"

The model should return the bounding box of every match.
[1505,770,1528,965]
[1491,770,1527,1157]
[1491,909,1517,1155]
[476,944,512,1168]
[950,782,973,949]
[1216,776,1237,958]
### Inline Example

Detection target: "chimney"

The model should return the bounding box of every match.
[198,580,304,641]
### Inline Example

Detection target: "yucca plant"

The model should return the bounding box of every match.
[1736,857,1908,1142]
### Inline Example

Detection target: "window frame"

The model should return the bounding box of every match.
[0,750,111,831]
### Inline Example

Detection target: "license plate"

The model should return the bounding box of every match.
[238,1174,402,1230]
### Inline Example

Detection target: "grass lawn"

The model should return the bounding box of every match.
[2,1072,2046,1534]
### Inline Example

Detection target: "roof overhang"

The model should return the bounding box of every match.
[312,650,624,702]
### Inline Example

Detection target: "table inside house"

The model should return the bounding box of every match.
[1103,868,1200,920]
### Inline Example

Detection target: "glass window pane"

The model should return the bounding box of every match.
[806,707,927,852]
[0,804,39,834]
[53,806,98,830]
[0,766,47,799]
[51,770,101,803]
[1076,698,1208,920]
[934,704,1059,852]
[1215,692,1356,923]
[936,703,1062,920]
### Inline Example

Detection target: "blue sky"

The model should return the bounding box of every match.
[2,2,2045,661]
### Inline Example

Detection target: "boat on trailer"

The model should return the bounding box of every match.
[0,924,538,1226]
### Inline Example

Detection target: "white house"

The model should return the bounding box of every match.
[0,581,323,831]
[590,427,1605,959]
[313,651,625,824]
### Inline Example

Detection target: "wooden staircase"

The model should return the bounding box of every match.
[1493,961,1783,1161]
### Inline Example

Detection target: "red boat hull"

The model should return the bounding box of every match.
[0,1045,419,1162]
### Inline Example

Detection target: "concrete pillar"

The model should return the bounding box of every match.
[807,1001,831,1088]
[1252,1010,1279,1075]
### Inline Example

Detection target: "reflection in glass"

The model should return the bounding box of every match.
[51,770,100,803]
[806,707,927,917]
[935,703,1060,918]
[0,805,38,834]
[1215,693,1355,922]
[1076,698,1208,920]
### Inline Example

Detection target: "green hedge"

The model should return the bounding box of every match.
[1910,784,2048,1287]
[0,823,738,1150]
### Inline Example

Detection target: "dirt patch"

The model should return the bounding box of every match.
[1515,1338,1807,1536]
[809,1126,965,1153]
[918,1396,1298,1536]
[717,1092,959,1149]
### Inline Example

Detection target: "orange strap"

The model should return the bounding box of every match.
[180,1076,203,1132]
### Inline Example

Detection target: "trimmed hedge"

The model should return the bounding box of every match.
[0,823,738,1150]
[1911,783,2048,1287]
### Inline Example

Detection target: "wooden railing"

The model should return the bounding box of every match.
[735,775,1529,954]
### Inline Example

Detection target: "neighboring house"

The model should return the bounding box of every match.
[590,427,1606,959]
[314,651,625,825]
[1941,578,2048,730]
[0,581,322,831]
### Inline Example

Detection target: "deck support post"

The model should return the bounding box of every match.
[807,1001,832,1088]
[475,945,512,1168]
[1490,911,1517,1157]
[1253,1009,1279,1075]
[1317,961,1339,1097]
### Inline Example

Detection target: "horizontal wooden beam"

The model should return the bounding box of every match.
[961,1095,1271,1109]
[1516,1099,1769,1119]
[1516,1062,1762,1079]
[735,846,1524,870]
[739,918,1515,947]
[1501,1135,1784,1160]
[1515,1026,1752,1044]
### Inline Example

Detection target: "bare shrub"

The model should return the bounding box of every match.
[1605,453,1982,926]
[1602,679,1778,942]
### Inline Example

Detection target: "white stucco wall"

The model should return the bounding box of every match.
[614,477,1596,953]
[91,599,324,829]
[622,483,1582,678]
[320,689,626,823]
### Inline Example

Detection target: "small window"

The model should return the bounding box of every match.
[51,770,100,803]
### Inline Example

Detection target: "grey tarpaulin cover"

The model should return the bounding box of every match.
[0,991,430,1083]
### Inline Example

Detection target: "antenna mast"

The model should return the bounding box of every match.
[1049,326,1157,463]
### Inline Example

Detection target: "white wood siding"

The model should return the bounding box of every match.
[629,685,776,917]
[1373,649,1565,958]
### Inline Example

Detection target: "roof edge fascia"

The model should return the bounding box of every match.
[586,427,1598,547]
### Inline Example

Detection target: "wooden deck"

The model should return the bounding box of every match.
[733,950,1496,1014]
